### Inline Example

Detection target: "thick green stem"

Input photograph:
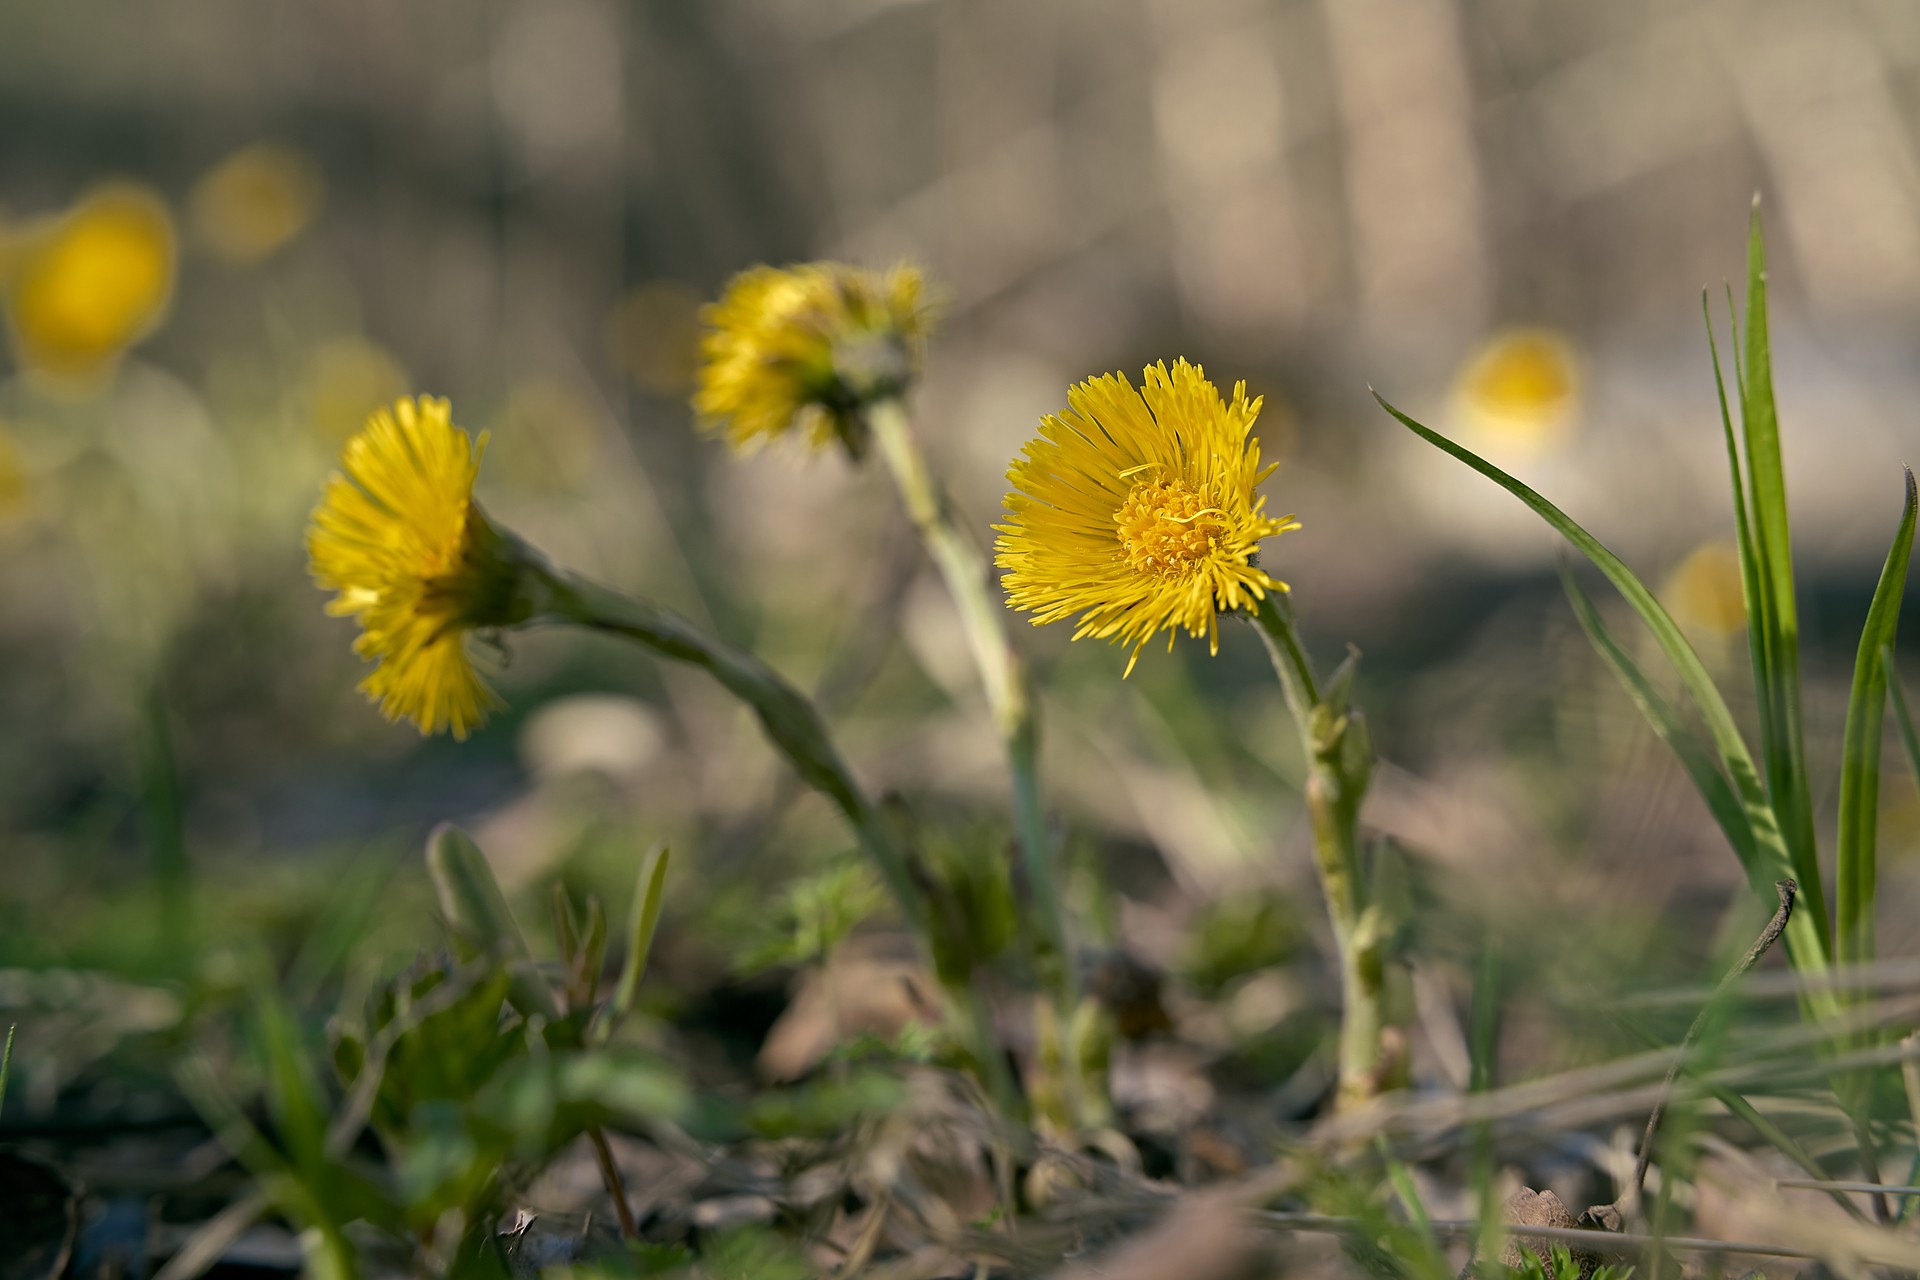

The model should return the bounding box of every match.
[1250,592,1388,1111]
[537,566,923,926]
[531,564,1023,1119]
[864,398,1077,1015]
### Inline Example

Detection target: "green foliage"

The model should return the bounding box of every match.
[742,1068,906,1139]
[734,856,886,974]
[1837,473,1918,971]
[180,826,688,1275]
[1506,1243,1634,1280]
[1180,889,1301,997]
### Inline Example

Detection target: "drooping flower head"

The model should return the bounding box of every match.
[694,262,929,456]
[307,396,531,738]
[995,360,1299,674]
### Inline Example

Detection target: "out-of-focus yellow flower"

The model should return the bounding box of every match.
[1662,539,1747,637]
[5,185,176,382]
[305,337,410,441]
[191,142,324,265]
[1452,328,1579,458]
[996,359,1298,674]
[307,396,529,739]
[694,262,929,456]
[610,281,703,395]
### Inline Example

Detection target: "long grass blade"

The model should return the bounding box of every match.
[1836,469,1918,971]
[1738,208,1826,952]
[1884,647,1920,796]
[1376,392,1829,990]
[1561,563,1755,863]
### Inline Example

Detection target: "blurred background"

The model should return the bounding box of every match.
[6,0,1920,1180]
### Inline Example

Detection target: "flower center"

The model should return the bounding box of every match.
[1115,477,1226,576]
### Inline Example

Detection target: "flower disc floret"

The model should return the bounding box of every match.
[995,359,1299,673]
[694,262,928,454]
[306,396,515,738]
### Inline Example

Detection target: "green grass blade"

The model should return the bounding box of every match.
[1560,565,1756,864]
[611,845,672,1024]
[0,1023,13,1116]
[1885,646,1920,792]
[1838,470,1919,970]
[1376,392,1828,986]
[1738,208,1827,952]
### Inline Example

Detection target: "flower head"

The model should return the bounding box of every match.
[995,359,1298,674]
[5,184,175,382]
[694,262,929,456]
[307,396,530,738]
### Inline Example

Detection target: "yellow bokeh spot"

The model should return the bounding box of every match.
[1662,539,1747,637]
[1453,328,1579,458]
[191,142,324,265]
[608,281,702,395]
[305,338,410,441]
[6,184,176,382]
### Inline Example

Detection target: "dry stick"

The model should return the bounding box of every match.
[588,1127,640,1240]
[1625,877,1796,1214]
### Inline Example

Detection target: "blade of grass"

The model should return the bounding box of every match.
[1836,469,1917,973]
[1376,392,1830,993]
[1883,647,1920,796]
[1737,207,1827,956]
[1561,563,1756,864]
[0,1023,13,1115]
[609,845,671,1027]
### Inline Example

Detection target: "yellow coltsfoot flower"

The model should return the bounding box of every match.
[996,359,1299,674]
[307,396,535,738]
[694,262,928,456]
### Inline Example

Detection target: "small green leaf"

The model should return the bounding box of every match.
[610,845,671,1026]
[1837,469,1918,971]
[551,882,580,967]
[425,823,562,1023]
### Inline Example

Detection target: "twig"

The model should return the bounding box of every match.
[1626,878,1795,1212]
[1776,1179,1920,1196]
[151,1193,269,1280]
[1261,1212,1831,1261]
[587,1126,639,1240]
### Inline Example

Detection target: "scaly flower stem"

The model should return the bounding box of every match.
[863,398,1078,1014]
[531,565,1023,1119]
[1250,591,1387,1112]
[537,567,921,918]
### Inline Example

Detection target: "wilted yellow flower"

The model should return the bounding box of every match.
[5,185,175,382]
[1662,539,1746,637]
[191,142,324,265]
[694,262,928,455]
[996,360,1298,674]
[1453,328,1579,457]
[307,396,530,738]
